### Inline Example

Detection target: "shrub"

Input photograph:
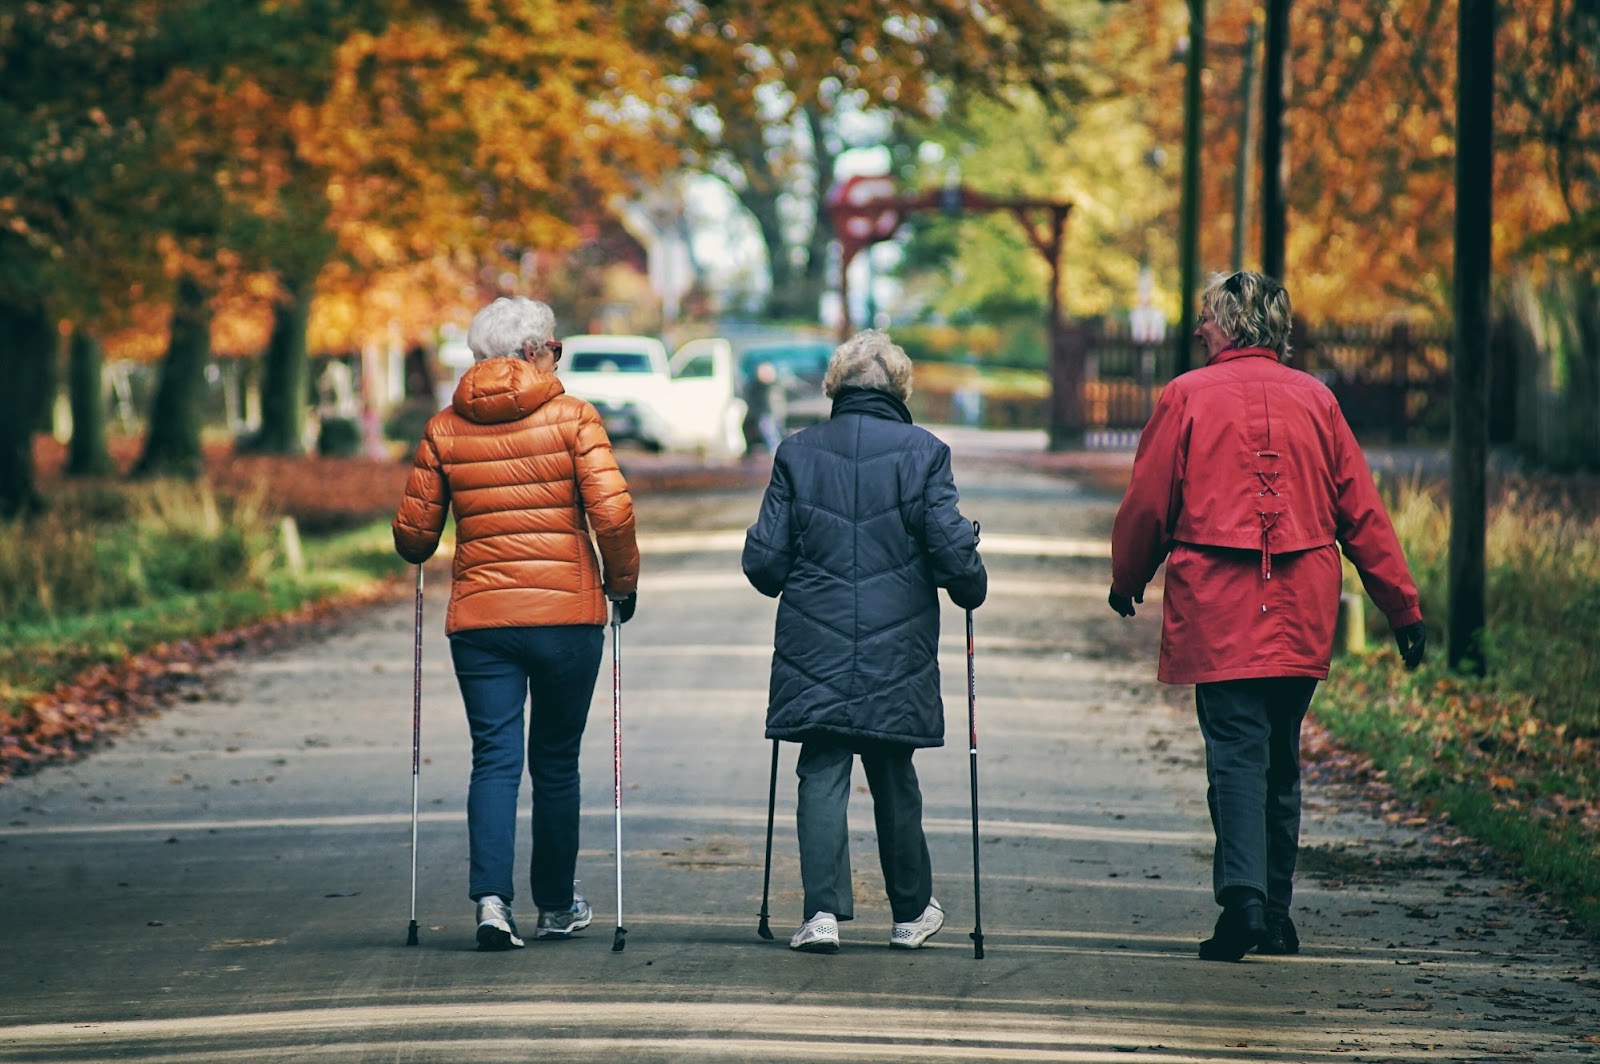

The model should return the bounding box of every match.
[317,417,365,457]
[384,399,437,447]
[1350,477,1600,733]
[0,480,276,626]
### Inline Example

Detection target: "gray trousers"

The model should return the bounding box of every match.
[1195,677,1318,913]
[795,740,933,924]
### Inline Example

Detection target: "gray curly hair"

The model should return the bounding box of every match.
[1202,271,1293,358]
[467,296,556,362]
[822,329,914,400]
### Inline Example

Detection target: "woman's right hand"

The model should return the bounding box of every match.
[607,591,637,624]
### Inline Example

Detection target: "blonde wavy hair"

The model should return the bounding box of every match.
[1202,271,1293,358]
[822,329,914,400]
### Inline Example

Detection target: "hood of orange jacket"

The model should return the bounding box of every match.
[451,357,564,423]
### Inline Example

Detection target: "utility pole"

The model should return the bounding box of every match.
[1175,0,1205,375]
[1449,0,1494,674]
[1260,0,1288,281]
[1232,19,1260,273]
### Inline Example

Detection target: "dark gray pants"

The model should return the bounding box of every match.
[795,740,933,924]
[1195,677,1318,913]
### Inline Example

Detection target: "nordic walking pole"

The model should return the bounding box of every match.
[610,601,628,952]
[406,564,424,947]
[756,738,779,940]
[966,602,984,959]
[966,516,985,960]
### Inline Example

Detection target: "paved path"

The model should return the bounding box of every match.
[2,439,1598,1063]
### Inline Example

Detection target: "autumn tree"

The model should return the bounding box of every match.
[227,1,679,453]
[300,2,679,327]
[895,0,1597,331]
[0,2,178,513]
[630,0,1083,321]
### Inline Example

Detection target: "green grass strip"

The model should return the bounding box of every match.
[1317,655,1600,934]
[1,520,410,711]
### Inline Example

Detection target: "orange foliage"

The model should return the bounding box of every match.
[98,1,683,359]
[1102,0,1594,322]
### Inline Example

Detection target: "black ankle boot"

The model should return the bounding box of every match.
[1198,896,1267,962]
[1258,911,1299,955]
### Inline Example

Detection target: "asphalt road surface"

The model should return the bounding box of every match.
[3,431,1598,1063]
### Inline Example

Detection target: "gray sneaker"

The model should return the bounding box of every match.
[475,896,525,951]
[536,894,593,939]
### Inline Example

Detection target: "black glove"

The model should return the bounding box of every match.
[1394,621,1426,670]
[608,592,637,625]
[1108,588,1141,618]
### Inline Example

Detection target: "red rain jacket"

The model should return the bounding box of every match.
[1111,347,1422,684]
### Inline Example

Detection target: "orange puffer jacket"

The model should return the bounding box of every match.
[392,358,639,634]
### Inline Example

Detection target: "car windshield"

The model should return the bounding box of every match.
[567,352,655,373]
[739,344,831,381]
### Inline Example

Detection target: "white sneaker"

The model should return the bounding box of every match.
[475,895,526,951]
[890,898,944,949]
[789,912,840,953]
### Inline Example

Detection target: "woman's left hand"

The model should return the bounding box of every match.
[1108,588,1140,618]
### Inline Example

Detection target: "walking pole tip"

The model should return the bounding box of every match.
[757,913,774,940]
[612,926,628,952]
[406,921,419,947]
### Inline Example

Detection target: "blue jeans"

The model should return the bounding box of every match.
[1195,677,1318,913]
[449,624,604,910]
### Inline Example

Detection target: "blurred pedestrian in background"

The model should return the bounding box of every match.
[743,328,987,954]
[743,360,787,454]
[393,296,639,951]
[1109,271,1426,961]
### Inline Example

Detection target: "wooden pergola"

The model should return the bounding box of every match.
[827,181,1081,448]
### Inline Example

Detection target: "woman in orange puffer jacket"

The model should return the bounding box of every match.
[1110,271,1425,963]
[393,296,639,952]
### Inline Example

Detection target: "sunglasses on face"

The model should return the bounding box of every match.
[524,339,562,363]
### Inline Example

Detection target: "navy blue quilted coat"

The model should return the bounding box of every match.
[742,388,987,749]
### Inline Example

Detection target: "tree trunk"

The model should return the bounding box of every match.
[252,274,312,455]
[66,327,115,476]
[35,325,61,435]
[134,273,211,479]
[0,297,53,517]
[734,105,837,323]
[792,104,836,323]
[740,184,804,321]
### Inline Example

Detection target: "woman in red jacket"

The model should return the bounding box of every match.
[394,297,639,951]
[1109,271,1427,961]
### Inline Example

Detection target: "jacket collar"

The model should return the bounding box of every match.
[1208,345,1281,367]
[830,387,913,424]
[451,357,565,424]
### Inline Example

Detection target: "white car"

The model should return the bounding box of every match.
[557,334,747,458]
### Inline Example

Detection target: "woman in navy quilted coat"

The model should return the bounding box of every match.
[743,329,987,954]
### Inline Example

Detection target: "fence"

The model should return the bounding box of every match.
[912,320,1456,445]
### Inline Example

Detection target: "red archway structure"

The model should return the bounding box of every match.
[826,178,1081,448]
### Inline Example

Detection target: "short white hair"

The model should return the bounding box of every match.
[823,329,914,400]
[466,297,556,362]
